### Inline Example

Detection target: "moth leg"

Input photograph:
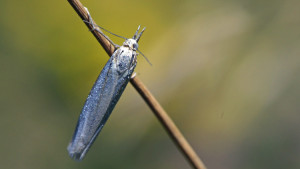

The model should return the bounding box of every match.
[130,72,137,79]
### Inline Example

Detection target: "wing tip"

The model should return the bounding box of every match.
[67,143,85,161]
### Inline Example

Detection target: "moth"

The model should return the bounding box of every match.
[67,8,148,161]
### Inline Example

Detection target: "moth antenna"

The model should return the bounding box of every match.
[83,7,127,42]
[136,27,146,42]
[133,25,141,40]
[137,49,152,66]
[93,24,128,40]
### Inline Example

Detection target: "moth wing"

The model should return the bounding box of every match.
[68,53,119,160]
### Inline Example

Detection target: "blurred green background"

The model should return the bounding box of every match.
[0,0,299,168]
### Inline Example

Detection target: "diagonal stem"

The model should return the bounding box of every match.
[67,1,207,169]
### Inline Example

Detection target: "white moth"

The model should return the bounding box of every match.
[67,8,147,160]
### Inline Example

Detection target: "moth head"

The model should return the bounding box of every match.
[123,39,138,51]
[123,26,151,65]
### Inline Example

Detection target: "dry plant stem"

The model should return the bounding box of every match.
[130,78,207,169]
[67,0,207,169]
[68,0,116,55]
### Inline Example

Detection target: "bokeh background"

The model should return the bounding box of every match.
[1,0,299,168]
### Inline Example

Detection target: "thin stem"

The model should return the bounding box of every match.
[130,78,207,169]
[68,0,116,55]
[67,1,207,169]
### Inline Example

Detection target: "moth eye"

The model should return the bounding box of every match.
[133,44,137,49]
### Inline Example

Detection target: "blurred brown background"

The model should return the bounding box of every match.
[0,0,299,168]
